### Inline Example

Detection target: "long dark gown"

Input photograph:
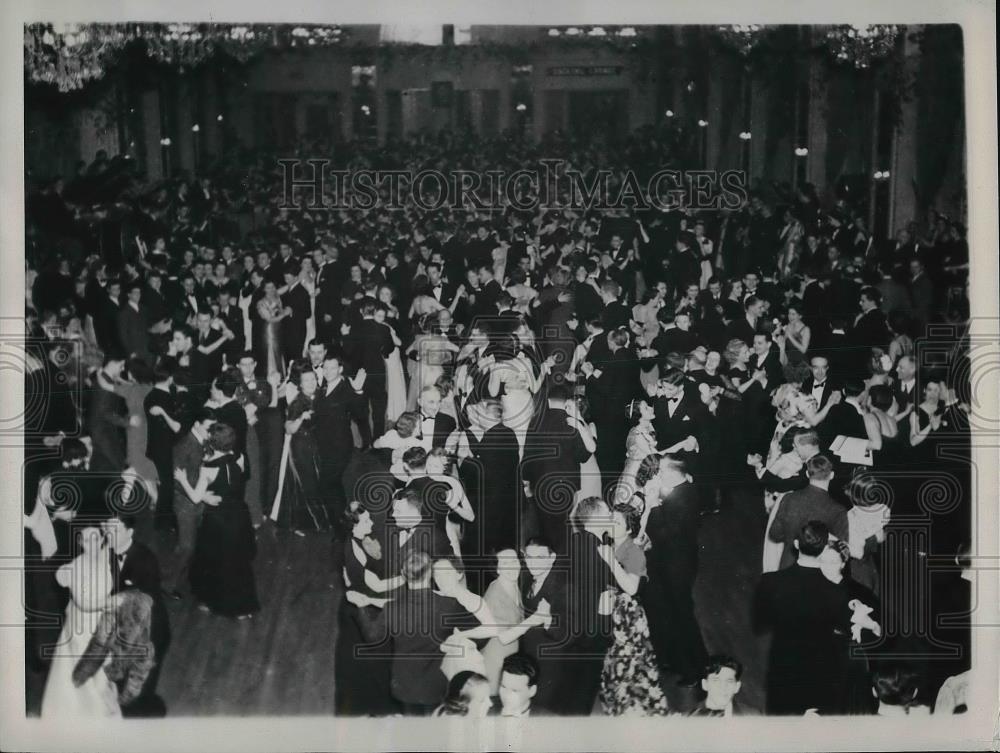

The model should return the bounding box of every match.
[334,536,398,716]
[189,452,260,617]
[275,394,330,532]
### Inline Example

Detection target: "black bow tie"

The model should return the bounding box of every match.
[813,382,825,389]
[667,397,680,405]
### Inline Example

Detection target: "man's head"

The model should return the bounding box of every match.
[658,368,686,400]
[307,339,327,367]
[792,429,821,461]
[499,654,539,716]
[701,655,743,710]
[752,332,771,356]
[522,538,556,580]
[391,489,423,529]
[102,353,127,380]
[859,286,881,313]
[322,354,344,383]
[794,520,830,559]
[896,355,916,383]
[401,550,432,588]
[573,496,613,539]
[805,454,834,483]
[744,295,764,318]
[809,355,829,383]
[101,514,136,553]
[418,386,442,417]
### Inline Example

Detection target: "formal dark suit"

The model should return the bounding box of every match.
[585,347,640,486]
[909,272,934,326]
[93,295,123,355]
[345,317,394,444]
[801,376,836,410]
[755,564,853,715]
[117,303,151,363]
[87,383,129,472]
[520,405,591,554]
[280,282,311,364]
[314,377,367,526]
[724,315,759,348]
[643,481,709,681]
[111,539,170,715]
[216,305,244,367]
[520,531,613,715]
[768,484,848,571]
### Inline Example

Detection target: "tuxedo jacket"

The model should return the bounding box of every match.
[652,393,707,452]
[645,481,701,586]
[800,376,837,410]
[281,283,311,339]
[117,304,151,362]
[93,297,123,354]
[345,318,394,382]
[112,540,170,656]
[314,378,367,456]
[767,485,848,571]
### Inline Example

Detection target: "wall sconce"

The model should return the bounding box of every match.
[794,147,809,157]
[697,119,708,127]
[739,131,752,140]
[191,124,200,133]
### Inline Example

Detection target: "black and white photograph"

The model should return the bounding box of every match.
[2,1,997,751]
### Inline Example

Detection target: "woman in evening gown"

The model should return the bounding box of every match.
[255,281,288,379]
[176,422,259,619]
[274,368,330,534]
[375,305,408,426]
[335,501,404,716]
[41,527,121,719]
[598,505,669,716]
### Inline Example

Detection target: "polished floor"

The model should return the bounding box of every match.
[26,451,771,717]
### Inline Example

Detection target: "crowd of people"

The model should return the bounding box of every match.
[23,127,973,720]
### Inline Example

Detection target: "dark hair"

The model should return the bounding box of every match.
[805,454,834,480]
[796,520,830,557]
[522,536,554,554]
[705,655,744,681]
[501,654,539,687]
[60,437,88,463]
[869,384,894,411]
[213,369,240,398]
[435,671,489,717]
[872,664,922,707]
[208,422,237,454]
[402,446,428,470]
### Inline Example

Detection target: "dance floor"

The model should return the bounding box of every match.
[26,450,770,716]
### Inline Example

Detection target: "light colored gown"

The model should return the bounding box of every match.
[480,578,524,695]
[41,534,121,719]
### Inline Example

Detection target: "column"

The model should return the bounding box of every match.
[889,33,921,231]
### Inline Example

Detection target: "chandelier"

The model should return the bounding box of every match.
[24,23,348,93]
[823,24,901,69]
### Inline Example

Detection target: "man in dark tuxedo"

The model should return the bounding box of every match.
[280,265,311,365]
[582,328,640,487]
[755,521,854,715]
[893,355,918,416]
[642,456,709,686]
[93,278,123,355]
[749,332,784,387]
[216,284,245,368]
[426,262,458,310]
[117,281,152,364]
[103,513,170,717]
[688,656,760,717]
[652,310,701,363]
[466,399,521,560]
[650,368,704,460]
[725,295,764,348]
[314,245,344,344]
[801,355,838,410]
[414,385,456,451]
[819,380,869,451]
[191,311,231,392]
[314,354,367,532]
[767,455,849,571]
[908,257,935,328]
[174,274,204,327]
[849,286,891,377]
[521,385,593,554]
[344,301,394,446]
[472,264,503,322]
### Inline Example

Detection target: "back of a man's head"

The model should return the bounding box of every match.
[796,520,830,558]
[806,454,834,481]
